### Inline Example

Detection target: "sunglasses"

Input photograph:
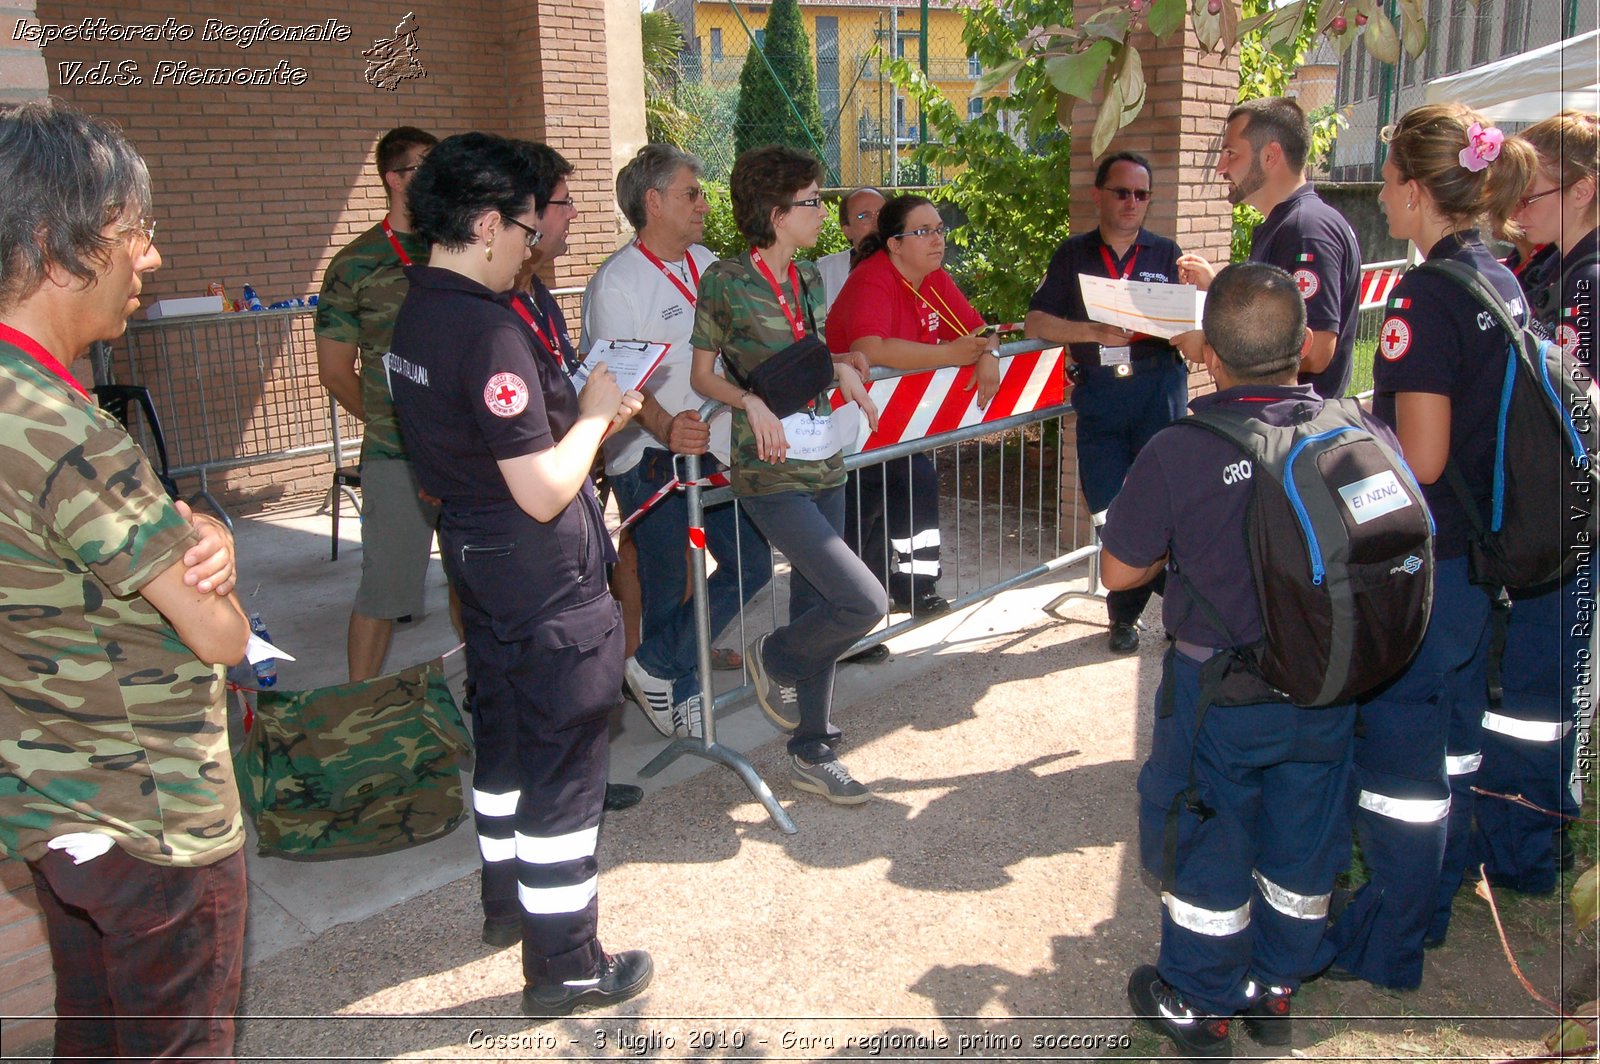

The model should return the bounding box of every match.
[1102,187,1152,202]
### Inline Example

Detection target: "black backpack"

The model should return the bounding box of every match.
[1418,259,1599,592]
[1178,396,1435,707]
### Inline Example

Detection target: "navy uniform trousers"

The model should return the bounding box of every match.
[1137,649,1356,1014]
[441,503,616,987]
[1073,358,1187,624]
[1473,574,1585,895]
[845,453,942,606]
[1318,556,1491,989]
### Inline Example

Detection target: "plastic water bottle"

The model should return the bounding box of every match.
[241,284,264,311]
[248,612,278,688]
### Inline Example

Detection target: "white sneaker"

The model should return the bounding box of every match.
[673,692,703,738]
[624,657,675,737]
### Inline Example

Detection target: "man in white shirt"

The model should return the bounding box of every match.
[818,186,886,310]
[582,145,772,736]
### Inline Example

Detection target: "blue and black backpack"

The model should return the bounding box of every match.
[1418,259,1598,593]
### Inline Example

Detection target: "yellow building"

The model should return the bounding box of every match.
[662,0,989,187]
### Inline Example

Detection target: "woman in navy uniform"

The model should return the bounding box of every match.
[1474,111,1600,895]
[1318,103,1537,990]
[386,133,652,1017]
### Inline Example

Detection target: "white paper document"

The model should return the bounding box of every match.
[1078,275,1205,340]
[572,339,671,392]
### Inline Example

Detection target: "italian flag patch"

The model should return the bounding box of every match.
[1390,297,1411,310]
[1297,252,1315,263]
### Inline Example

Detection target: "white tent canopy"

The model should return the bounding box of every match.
[1425,30,1600,122]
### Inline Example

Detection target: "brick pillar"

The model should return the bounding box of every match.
[1059,11,1238,540]
[507,0,646,290]
[0,1,50,103]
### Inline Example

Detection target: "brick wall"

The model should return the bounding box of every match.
[0,860,51,1053]
[1060,13,1239,537]
[0,0,639,512]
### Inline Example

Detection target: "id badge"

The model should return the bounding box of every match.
[1099,345,1132,366]
[782,411,836,461]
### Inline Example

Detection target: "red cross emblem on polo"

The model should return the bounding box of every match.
[1379,317,1412,361]
[1292,268,1319,299]
[483,371,530,418]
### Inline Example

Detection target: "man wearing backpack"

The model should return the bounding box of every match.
[1105,264,1396,1061]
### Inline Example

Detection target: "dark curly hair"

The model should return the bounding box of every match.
[729,145,823,248]
[852,193,935,265]
[406,133,566,251]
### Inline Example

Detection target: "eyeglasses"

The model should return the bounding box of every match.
[546,197,575,209]
[784,196,823,209]
[852,209,880,222]
[1517,185,1568,210]
[678,186,708,202]
[503,216,543,250]
[896,225,950,239]
[120,217,156,255]
[1102,187,1152,202]
[389,165,420,175]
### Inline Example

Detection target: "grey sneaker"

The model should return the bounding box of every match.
[790,755,870,804]
[672,692,703,738]
[746,634,798,730]
[624,656,675,737]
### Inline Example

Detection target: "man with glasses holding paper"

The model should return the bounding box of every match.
[1025,150,1185,655]
[582,145,771,740]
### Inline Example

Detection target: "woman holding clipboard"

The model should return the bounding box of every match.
[386,133,652,1016]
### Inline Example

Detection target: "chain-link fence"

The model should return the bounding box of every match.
[659,0,979,187]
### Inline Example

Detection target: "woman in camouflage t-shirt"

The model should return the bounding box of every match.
[690,146,885,805]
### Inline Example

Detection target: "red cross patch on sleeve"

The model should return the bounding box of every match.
[484,372,530,418]
[1292,268,1320,300]
[1557,323,1581,356]
[1379,317,1412,361]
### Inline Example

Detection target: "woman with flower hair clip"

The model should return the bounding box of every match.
[1315,102,1538,991]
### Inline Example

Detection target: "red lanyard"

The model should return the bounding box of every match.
[634,240,699,307]
[1099,243,1138,280]
[0,322,90,400]
[381,215,413,267]
[750,248,807,341]
[511,294,563,366]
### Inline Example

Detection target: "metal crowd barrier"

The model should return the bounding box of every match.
[638,339,1096,833]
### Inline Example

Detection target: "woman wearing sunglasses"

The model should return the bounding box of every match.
[689,145,884,805]
[1472,111,1600,900]
[826,193,999,617]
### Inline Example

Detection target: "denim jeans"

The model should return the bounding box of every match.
[613,449,772,705]
[739,486,887,761]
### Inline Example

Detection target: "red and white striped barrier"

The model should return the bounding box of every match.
[832,345,1068,453]
[1359,265,1403,309]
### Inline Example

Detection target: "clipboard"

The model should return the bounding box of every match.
[571,339,671,392]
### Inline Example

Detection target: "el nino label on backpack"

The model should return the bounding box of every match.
[1338,470,1412,525]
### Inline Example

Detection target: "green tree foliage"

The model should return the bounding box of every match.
[733,0,826,162]
[886,0,1075,321]
[978,0,1424,158]
[643,10,698,148]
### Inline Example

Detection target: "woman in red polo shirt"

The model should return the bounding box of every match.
[826,194,998,614]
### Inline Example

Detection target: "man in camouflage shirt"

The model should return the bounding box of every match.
[0,99,252,1059]
[316,125,442,681]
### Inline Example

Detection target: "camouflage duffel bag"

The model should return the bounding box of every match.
[233,657,473,859]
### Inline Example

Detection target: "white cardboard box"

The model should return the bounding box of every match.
[145,295,224,319]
